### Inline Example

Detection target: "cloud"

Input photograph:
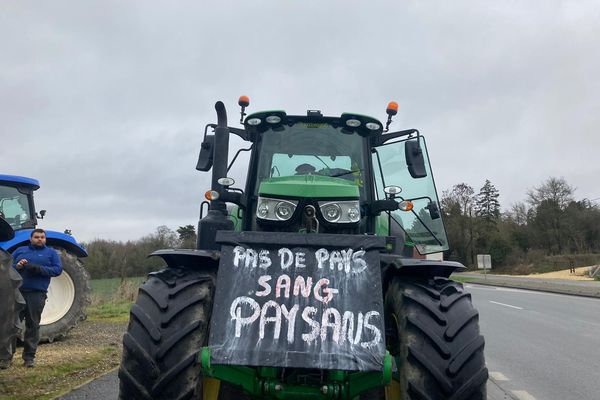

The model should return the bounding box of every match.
[1,1,599,240]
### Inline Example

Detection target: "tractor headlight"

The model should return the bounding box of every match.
[256,197,298,221]
[318,200,361,223]
[257,203,269,218]
[322,203,341,222]
[275,201,294,220]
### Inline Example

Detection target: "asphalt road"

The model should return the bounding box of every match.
[467,283,600,400]
[58,284,600,400]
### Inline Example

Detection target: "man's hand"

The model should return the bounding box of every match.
[27,264,45,275]
[16,259,28,270]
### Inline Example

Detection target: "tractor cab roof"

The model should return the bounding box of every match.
[0,174,40,190]
[243,110,384,139]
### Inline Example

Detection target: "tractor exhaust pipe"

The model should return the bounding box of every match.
[196,101,234,250]
[210,101,229,213]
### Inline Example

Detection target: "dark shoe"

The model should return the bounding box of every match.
[23,359,35,368]
[0,359,11,369]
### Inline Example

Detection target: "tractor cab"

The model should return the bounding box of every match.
[244,111,375,235]
[0,175,42,231]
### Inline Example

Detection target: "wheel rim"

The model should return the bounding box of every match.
[41,272,76,325]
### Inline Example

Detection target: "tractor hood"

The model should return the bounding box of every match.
[258,175,359,199]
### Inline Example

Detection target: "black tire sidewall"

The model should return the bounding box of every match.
[0,250,23,360]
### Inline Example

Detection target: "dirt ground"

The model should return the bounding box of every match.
[507,267,596,281]
[21,320,125,369]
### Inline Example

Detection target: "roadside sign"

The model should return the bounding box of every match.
[477,254,491,279]
[477,254,492,270]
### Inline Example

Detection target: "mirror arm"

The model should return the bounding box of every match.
[369,199,398,215]
[219,190,247,209]
[202,124,248,142]
[374,129,419,147]
[229,127,249,141]
[228,145,253,172]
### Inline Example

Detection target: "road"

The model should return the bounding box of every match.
[467,283,600,400]
[57,284,600,400]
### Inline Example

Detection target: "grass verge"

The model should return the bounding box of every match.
[451,275,478,284]
[87,300,133,323]
[0,344,120,400]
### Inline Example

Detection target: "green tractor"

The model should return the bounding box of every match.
[118,99,487,399]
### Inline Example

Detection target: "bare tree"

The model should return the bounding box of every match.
[527,177,574,210]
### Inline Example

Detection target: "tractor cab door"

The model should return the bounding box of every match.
[372,136,449,255]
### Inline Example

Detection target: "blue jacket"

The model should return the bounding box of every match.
[12,245,62,292]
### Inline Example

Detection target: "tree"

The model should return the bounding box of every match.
[177,225,197,248]
[531,199,564,254]
[475,179,500,223]
[526,178,575,255]
[507,202,529,226]
[441,183,476,266]
[527,177,574,210]
[154,225,179,248]
[504,202,531,253]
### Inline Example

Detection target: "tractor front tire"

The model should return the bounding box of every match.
[118,266,215,400]
[385,276,488,400]
[40,249,91,342]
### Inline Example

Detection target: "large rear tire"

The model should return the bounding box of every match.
[40,249,91,342]
[385,276,488,400]
[118,266,215,400]
[0,250,24,361]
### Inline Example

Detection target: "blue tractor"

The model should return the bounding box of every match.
[0,174,91,342]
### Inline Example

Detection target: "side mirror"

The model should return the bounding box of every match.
[427,201,441,219]
[196,135,215,171]
[37,209,46,219]
[405,140,427,178]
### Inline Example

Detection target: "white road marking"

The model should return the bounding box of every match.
[495,287,528,293]
[489,371,509,381]
[489,301,523,310]
[512,390,536,400]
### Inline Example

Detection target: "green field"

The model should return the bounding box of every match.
[90,276,146,301]
[88,276,145,322]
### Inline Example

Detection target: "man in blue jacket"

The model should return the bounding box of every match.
[2,229,62,368]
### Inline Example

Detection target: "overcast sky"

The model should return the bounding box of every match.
[1,1,599,242]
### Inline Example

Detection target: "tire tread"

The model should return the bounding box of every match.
[118,267,215,400]
[386,276,488,400]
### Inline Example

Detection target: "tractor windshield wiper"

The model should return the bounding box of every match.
[329,169,362,178]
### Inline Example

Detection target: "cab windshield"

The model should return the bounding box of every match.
[254,123,367,198]
[0,186,33,230]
